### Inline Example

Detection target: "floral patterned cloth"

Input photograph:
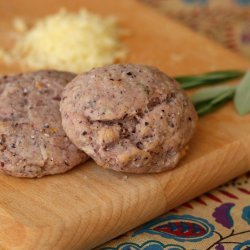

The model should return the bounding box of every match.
[140,0,250,59]
[99,173,250,249]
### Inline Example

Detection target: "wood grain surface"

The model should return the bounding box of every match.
[0,0,250,249]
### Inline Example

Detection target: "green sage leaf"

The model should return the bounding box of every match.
[211,87,235,105]
[191,85,236,105]
[175,70,244,89]
[192,85,236,116]
[234,71,250,115]
[195,101,215,116]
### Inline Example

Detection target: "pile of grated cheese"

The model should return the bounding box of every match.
[2,9,127,73]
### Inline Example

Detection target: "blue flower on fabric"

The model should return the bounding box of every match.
[132,215,214,242]
[101,240,185,250]
[242,206,250,225]
[212,203,235,229]
[233,240,250,250]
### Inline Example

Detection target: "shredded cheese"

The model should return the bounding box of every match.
[3,9,127,73]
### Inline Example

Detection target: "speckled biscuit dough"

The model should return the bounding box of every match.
[61,64,197,173]
[0,70,88,178]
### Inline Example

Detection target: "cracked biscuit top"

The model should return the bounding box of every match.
[60,64,198,173]
[0,70,88,178]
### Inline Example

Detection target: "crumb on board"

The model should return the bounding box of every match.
[122,175,128,181]
[0,48,11,64]
[13,17,28,33]
[181,145,189,159]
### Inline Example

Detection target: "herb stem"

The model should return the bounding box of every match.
[175,70,244,89]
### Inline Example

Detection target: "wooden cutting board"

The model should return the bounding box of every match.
[0,0,250,249]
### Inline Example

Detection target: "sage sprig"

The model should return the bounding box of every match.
[190,71,250,116]
[234,71,250,115]
[191,86,236,116]
[175,70,244,89]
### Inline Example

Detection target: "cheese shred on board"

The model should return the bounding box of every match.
[2,9,127,72]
